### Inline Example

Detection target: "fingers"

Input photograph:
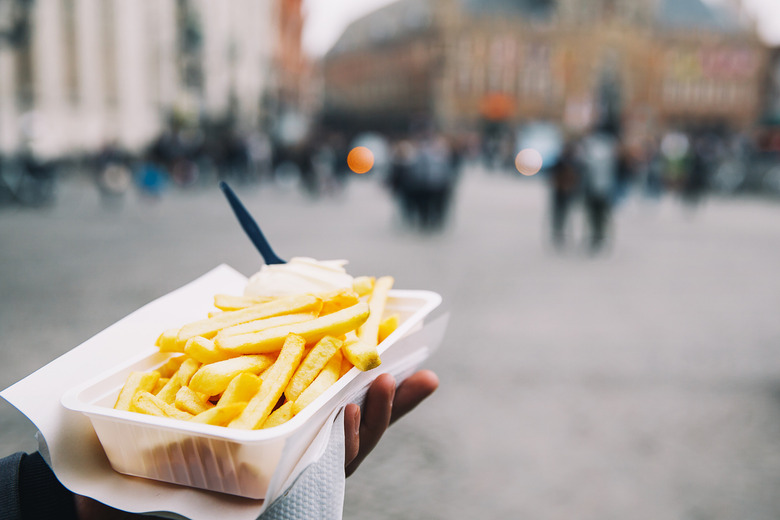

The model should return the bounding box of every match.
[345,372,395,477]
[343,403,361,470]
[344,370,439,477]
[390,369,439,425]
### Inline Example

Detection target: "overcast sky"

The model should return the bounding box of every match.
[302,0,780,59]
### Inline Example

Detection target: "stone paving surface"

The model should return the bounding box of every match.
[2,167,780,519]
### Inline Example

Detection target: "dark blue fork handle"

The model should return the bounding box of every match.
[219,181,286,265]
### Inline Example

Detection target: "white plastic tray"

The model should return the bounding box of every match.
[61,289,442,499]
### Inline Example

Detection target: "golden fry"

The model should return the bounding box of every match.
[175,386,214,415]
[189,402,247,426]
[133,391,193,420]
[213,294,273,311]
[339,355,354,378]
[229,334,306,430]
[343,276,394,371]
[216,312,318,338]
[318,288,360,316]
[152,377,169,394]
[359,276,394,343]
[155,358,201,404]
[292,351,342,415]
[154,355,186,378]
[176,294,322,347]
[114,371,160,411]
[156,328,183,353]
[130,391,166,417]
[342,337,381,372]
[216,302,369,355]
[184,336,232,364]
[217,372,262,407]
[284,336,342,402]
[189,354,276,396]
[262,401,294,429]
[378,313,400,344]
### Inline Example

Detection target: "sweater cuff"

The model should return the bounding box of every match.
[0,452,24,520]
[10,451,78,520]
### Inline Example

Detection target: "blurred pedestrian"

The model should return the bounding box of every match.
[579,124,619,252]
[638,137,664,200]
[388,139,417,224]
[613,144,633,206]
[401,134,455,231]
[682,136,710,208]
[549,140,580,248]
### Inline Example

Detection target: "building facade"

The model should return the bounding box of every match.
[0,0,276,159]
[321,0,769,139]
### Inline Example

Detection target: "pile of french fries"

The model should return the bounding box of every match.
[114,276,399,430]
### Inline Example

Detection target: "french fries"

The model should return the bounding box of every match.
[113,271,402,430]
[155,358,201,404]
[378,314,400,344]
[284,336,342,402]
[189,402,247,426]
[189,354,275,396]
[215,302,370,355]
[292,351,343,415]
[213,294,273,311]
[343,276,393,371]
[216,312,318,338]
[175,386,213,415]
[218,372,262,407]
[229,333,307,429]
[115,371,160,411]
[176,294,323,347]
[318,288,360,316]
[184,337,230,364]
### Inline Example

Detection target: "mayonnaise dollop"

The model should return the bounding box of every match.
[244,257,354,297]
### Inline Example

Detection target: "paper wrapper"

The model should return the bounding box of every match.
[1,265,448,519]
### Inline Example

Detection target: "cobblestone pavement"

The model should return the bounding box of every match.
[2,167,780,519]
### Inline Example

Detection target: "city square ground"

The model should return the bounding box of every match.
[2,166,780,519]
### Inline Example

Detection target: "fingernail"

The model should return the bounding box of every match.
[352,407,360,436]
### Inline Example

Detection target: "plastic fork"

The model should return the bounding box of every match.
[219,181,286,265]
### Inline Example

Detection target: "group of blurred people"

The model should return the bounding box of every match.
[385,130,465,232]
[549,124,623,253]
[87,122,361,207]
[547,124,737,253]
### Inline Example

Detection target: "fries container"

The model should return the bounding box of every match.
[61,287,442,500]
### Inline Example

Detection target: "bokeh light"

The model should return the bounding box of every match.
[515,148,543,176]
[347,146,375,174]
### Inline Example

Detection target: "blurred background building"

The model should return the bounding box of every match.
[320,0,769,143]
[0,0,778,204]
[0,0,284,160]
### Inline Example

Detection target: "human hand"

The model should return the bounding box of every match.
[343,369,439,477]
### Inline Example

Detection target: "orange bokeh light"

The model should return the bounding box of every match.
[347,146,374,174]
